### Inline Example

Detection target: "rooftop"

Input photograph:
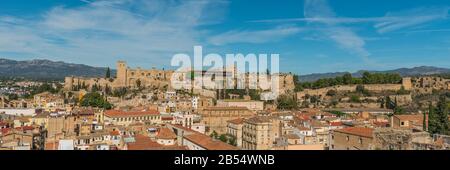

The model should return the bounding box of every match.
[244,116,272,124]
[156,127,177,139]
[127,134,186,150]
[227,118,245,125]
[105,109,160,118]
[203,107,249,111]
[334,127,374,138]
[329,108,393,113]
[183,133,238,150]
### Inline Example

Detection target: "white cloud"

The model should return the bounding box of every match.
[0,0,228,67]
[208,26,303,45]
[253,6,449,34]
[326,27,370,58]
[303,0,370,59]
[375,7,449,33]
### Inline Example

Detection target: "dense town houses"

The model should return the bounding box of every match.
[1,60,449,150]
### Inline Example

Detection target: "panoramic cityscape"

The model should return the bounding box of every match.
[0,0,449,152]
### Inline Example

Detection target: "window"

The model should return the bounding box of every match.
[346,136,349,141]
[401,122,405,126]
[359,138,363,144]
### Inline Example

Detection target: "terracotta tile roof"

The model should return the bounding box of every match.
[1,128,11,134]
[161,116,173,121]
[184,133,238,150]
[127,134,186,150]
[110,130,120,136]
[334,127,374,138]
[105,109,160,118]
[170,124,192,131]
[329,122,343,126]
[227,118,245,125]
[156,127,177,139]
[244,116,272,124]
[295,114,311,120]
[0,122,8,126]
[15,126,35,131]
[127,134,163,150]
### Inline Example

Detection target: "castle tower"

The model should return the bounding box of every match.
[116,61,128,87]
[402,77,412,90]
[64,76,74,91]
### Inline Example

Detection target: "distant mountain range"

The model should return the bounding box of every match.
[0,58,113,80]
[0,58,449,81]
[299,66,450,82]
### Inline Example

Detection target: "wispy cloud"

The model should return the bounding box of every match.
[303,0,371,60]
[375,7,449,33]
[252,6,449,34]
[0,0,228,67]
[208,26,303,45]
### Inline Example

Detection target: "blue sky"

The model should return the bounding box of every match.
[0,0,449,75]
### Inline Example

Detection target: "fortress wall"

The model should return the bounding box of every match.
[297,84,403,100]
[364,84,402,92]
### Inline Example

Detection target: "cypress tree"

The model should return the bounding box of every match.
[106,67,111,79]
[436,96,449,135]
[428,102,438,134]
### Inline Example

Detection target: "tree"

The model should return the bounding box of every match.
[105,67,111,79]
[80,92,112,109]
[385,96,395,110]
[436,96,449,134]
[218,134,227,143]
[423,107,428,131]
[428,102,438,133]
[362,71,371,84]
[104,84,111,95]
[7,93,18,100]
[228,136,237,146]
[113,88,127,98]
[428,96,449,135]
[277,95,298,110]
[136,79,141,89]
[330,110,346,117]
[210,131,219,139]
[343,73,353,85]
[350,95,360,103]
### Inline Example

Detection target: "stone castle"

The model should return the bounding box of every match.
[64,61,296,95]
[64,61,174,91]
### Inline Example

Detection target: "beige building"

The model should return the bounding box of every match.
[329,127,374,150]
[391,114,426,130]
[217,100,264,111]
[200,107,255,135]
[33,92,65,111]
[226,118,245,147]
[242,116,282,150]
[104,109,161,126]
